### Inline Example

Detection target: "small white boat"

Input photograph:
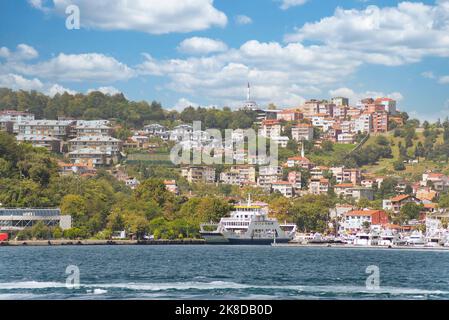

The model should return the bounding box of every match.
[405,231,426,246]
[354,232,379,246]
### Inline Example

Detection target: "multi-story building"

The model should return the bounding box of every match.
[309,178,329,195]
[288,171,302,189]
[337,133,356,144]
[333,105,348,119]
[68,148,110,167]
[271,182,294,198]
[382,194,421,213]
[353,113,372,133]
[311,115,335,132]
[334,183,354,197]
[16,135,61,153]
[340,209,389,234]
[372,111,389,133]
[181,166,216,184]
[258,166,283,186]
[75,124,113,137]
[170,124,193,142]
[421,172,449,192]
[220,165,256,185]
[310,166,329,179]
[143,124,167,136]
[331,97,349,107]
[0,110,35,134]
[347,107,362,119]
[286,156,313,169]
[291,123,314,141]
[276,109,303,122]
[260,119,282,138]
[18,120,75,139]
[69,136,122,154]
[375,98,397,115]
[349,187,375,201]
[302,100,320,117]
[318,103,335,117]
[331,167,361,185]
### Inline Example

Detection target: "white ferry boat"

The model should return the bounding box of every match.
[200,196,297,245]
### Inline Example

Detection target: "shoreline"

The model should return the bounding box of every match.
[2,240,449,251]
[273,243,449,252]
[0,239,206,246]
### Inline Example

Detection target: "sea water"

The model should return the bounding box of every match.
[1,245,449,300]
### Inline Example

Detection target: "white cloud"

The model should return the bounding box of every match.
[178,37,228,55]
[0,73,44,91]
[32,0,227,34]
[7,52,135,82]
[329,87,403,106]
[138,40,345,107]
[285,1,449,66]
[421,71,436,79]
[88,86,121,95]
[172,98,200,111]
[235,15,253,25]
[0,44,38,61]
[47,84,77,97]
[280,0,308,10]
[438,75,449,84]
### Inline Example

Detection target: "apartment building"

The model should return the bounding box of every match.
[0,110,35,133]
[291,123,314,141]
[337,133,356,144]
[353,113,372,133]
[69,136,122,155]
[382,194,421,213]
[16,135,61,153]
[375,98,397,115]
[18,120,75,139]
[258,166,283,186]
[331,167,361,185]
[68,148,110,167]
[220,165,256,185]
[181,166,216,184]
[288,171,302,189]
[260,119,282,138]
[309,178,329,195]
[286,156,313,169]
[331,97,349,107]
[340,210,389,234]
[372,111,389,133]
[271,182,294,198]
[75,124,113,137]
[276,109,303,122]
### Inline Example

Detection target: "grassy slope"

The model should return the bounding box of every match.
[308,143,356,166]
[361,130,449,180]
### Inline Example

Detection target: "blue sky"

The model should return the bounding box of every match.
[0,0,449,120]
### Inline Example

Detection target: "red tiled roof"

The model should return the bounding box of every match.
[335,183,354,188]
[345,210,382,217]
[390,194,411,202]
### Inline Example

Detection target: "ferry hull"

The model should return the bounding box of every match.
[201,232,292,245]
[227,238,291,245]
